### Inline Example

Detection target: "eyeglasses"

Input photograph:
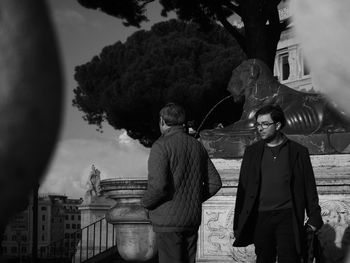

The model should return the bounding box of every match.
[254,122,275,129]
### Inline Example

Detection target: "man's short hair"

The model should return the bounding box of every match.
[255,104,286,129]
[160,103,186,126]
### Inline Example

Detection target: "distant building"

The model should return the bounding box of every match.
[1,193,83,259]
[234,5,313,93]
[274,14,313,93]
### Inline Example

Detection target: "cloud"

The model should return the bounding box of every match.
[290,0,350,115]
[51,8,102,32]
[39,131,149,198]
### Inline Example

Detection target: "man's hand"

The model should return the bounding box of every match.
[307,224,317,232]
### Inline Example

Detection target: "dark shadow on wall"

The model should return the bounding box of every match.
[318,224,350,263]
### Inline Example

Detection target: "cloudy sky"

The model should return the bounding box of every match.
[40,1,171,198]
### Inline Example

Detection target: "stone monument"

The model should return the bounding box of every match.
[83,165,102,205]
[200,59,350,158]
[77,165,117,262]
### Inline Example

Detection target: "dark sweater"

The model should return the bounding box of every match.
[141,126,222,232]
[258,139,292,211]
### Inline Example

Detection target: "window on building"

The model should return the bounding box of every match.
[12,235,16,241]
[21,246,27,253]
[77,224,81,229]
[71,233,75,238]
[71,242,75,247]
[51,218,54,223]
[2,235,7,241]
[11,246,17,254]
[41,206,47,211]
[72,224,76,229]
[42,225,45,231]
[42,215,46,221]
[78,215,81,220]
[66,224,70,229]
[65,242,69,248]
[303,58,310,76]
[76,233,81,238]
[41,235,45,241]
[22,235,27,242]
[279,53,290,81]
[2,246,7,254]
[71,215,74,220]
[65,215,68,220]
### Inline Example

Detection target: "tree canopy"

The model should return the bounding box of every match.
[73,19,245,146]
[77,0,288,71]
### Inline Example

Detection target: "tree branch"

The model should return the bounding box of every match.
[140,0,155,9]
[221,0,242,17]
[213,4,247,53]
[268,4,280,28]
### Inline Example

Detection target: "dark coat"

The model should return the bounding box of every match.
[233,138,323,254]
[141,126,222,232]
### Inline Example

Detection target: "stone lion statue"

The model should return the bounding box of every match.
[227,59,350,134]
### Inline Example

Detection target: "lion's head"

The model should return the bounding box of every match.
[227,59,274,102]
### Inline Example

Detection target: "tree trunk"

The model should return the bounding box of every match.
[241,0,282,71]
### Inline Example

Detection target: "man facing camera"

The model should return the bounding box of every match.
[142,103,222,263]
[233,104,323,263]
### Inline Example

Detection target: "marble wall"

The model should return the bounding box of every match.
[197,155,350,263]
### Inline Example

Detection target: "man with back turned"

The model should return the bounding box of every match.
[142,103,222,263]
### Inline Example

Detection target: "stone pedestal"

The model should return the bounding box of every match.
[80,197,116,228]
[74,197,116,262]
[197,154,350,263]
[101,179,157,262]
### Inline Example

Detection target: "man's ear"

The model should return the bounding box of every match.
[276,122,281,131]
[160,116,165,126]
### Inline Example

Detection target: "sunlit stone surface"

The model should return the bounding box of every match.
[197,156,350,262]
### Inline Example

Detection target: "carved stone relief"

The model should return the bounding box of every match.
[200,201,256,262]
[199,198,350,263]
[318,199,350,263]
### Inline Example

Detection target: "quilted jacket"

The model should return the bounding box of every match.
[141,125,222,232]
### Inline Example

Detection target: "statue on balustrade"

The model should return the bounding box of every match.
[200,59,350,157]
[83,165,101,204]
